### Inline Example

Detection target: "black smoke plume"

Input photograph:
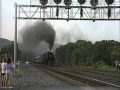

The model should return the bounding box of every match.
[18,21,56,55]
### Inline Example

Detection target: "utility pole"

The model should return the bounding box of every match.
[14,3,17,69]
[0,0,2,38]
[0,0,2,54]
[0,0,1,33]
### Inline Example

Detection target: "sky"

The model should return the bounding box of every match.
[0,0,120,43]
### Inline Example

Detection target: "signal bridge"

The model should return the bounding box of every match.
[16,0,120,21]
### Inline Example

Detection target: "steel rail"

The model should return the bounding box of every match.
[35,64,89,86]
[59,70,120,88]
[37,64,120,88]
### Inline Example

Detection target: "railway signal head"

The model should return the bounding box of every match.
[78,0,86,5]
[39,0,48,5]
[105,0,114,5]
[90,0,98,7]
[54,0,62,4]
[64,0,72,6]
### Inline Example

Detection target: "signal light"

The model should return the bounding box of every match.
[54,0,62,17]
[90,0,98,7]
[64,0,72,6]
[105,0,114,19]
[54,0,62,4]
[78,0,86,5]
[39,0,48,5]
[105,0,114,5]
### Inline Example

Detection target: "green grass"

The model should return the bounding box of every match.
[70,61,117,74]
[78,65,116,74]
[15,69,24,77]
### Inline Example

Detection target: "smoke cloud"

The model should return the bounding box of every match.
[55,23,88,45]
[18,21,56,55]
[18,21,87,56]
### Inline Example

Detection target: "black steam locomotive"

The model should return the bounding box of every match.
[34,51,55,66]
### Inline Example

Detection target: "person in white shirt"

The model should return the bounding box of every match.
[119,63,120,73]
[115,60,119,72]
[1,58,7,87]
[16,61,21,69]
[25,61,29,65]
[25,61,29,70]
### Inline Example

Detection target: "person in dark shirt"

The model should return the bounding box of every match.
[5,58,14,88]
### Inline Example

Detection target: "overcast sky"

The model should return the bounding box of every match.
[0,0,120,43]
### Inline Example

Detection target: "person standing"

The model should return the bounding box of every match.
[5,58,14,88]
[119,62,120,74]
[16,61,20,69]
[115,60,119,72]
[0,58,7,87]
[25,61,30,72]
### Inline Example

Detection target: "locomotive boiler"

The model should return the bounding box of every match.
[34,51,55,66]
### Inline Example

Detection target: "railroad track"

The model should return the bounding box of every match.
[34,64,120,88]
[57,65,119,77]
[34,64,88,86]
[55,66,120,85]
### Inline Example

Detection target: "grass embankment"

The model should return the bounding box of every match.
[75,64,117,75]
[72,60,116,74]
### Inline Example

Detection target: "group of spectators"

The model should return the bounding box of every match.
[0,58,14,88]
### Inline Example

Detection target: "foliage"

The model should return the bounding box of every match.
[55,40,120,68]
[0,44,35,62]
[15,69,24,77]
[0,44,14,58]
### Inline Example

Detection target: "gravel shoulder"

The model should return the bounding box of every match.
[13,64,70,90]
[1,64,119,90]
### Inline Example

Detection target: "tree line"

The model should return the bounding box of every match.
[0,44,35,62]
[55,40,120,68]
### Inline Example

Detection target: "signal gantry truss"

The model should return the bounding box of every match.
[16,0,120,21]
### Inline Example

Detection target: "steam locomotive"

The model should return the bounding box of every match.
[34,51,55,66]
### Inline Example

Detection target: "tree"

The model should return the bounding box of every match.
[55,40,119,67]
